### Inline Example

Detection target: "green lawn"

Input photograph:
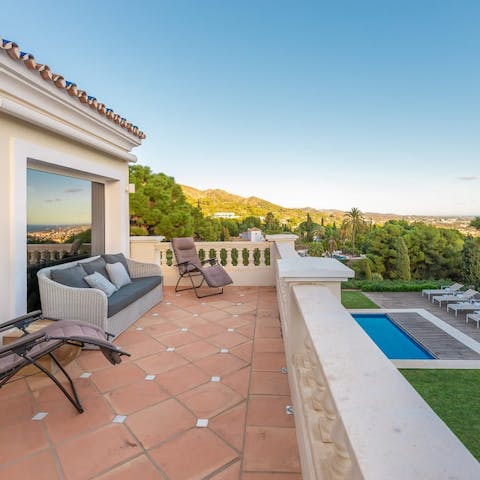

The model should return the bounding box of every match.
[341,290,379,309]
[400,369,480,461]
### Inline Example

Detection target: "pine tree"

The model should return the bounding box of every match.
[364,259,372,280]
[462,237,480,288]
[395,236,411,280]
[221,226,231,241]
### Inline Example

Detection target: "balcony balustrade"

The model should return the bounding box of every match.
[27,243,91,265]
[130,237,274,286]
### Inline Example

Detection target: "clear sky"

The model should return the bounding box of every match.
[4,1,479,216]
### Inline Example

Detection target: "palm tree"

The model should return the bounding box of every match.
[343,207,364,255]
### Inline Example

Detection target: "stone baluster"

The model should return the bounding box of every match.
[224,248,232,267]
[259,247,266,267]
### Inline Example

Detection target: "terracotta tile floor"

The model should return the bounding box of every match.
[0,287,302,479]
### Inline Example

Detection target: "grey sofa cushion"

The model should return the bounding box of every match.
[107,276,162,317]
[84,272,117,297]
[83,257,109,279]
[50,264,89,288]
[106,262,132,289]
[102,253,130,276]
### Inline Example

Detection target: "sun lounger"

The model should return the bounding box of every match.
[446,301,480,317]
[431,289,478,308]
[466,312,480,328]
[422,283,463,300]
[0,311,130,412]
[171,237,233,298]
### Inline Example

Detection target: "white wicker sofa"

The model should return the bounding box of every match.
[38,255,163,337]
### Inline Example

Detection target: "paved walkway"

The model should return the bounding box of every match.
[364,291,480,359]
[0,287,301,480]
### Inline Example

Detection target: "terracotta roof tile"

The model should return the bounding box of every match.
[0,37,146,140]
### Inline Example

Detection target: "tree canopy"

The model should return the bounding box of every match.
[129,165,220,240]
[470,217,480,229]
[128,166,470,282]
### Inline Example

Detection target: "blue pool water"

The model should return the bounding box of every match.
[351,314,434,360]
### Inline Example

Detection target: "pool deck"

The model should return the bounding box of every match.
[363,292,480,360]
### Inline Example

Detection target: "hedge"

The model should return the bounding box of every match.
[342,279,452,292]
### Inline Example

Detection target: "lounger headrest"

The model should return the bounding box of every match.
[172,237,195,251]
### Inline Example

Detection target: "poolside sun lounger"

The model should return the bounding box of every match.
[422,283,463,300]
[466,312,480,328]
[446,301,480,317]
[431,289,478,308]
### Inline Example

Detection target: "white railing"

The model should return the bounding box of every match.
[130,237,275,286]
[27,243,91,265]
[272,237,480,479]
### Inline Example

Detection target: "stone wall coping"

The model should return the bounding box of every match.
[278,257,354,281]
[265,234,299,241]
[130,236,165,242]
[292,284,480,479]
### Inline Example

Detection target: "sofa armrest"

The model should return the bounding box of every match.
[126,258,163,279]
[38,276,108,329]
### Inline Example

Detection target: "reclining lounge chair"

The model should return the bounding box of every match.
[172,237,233,298]
[466,312,480,328]
[422,282,463,300]
[0,311,129,413]
[432,289,478,308]
[446,300,480,317]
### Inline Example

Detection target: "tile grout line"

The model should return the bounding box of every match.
[239,288,261,480]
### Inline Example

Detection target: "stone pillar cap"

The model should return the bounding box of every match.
[278,257,354,281]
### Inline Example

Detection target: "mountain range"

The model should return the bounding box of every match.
[181,185,409,225]
[180,185,476,236]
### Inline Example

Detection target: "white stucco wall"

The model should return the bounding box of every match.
[0,113,132,319]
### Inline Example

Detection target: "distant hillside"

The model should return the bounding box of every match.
[182,185,347,225]
[180,184,478,235]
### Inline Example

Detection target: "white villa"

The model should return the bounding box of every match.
[1,37,479,480]
[0,38,143,321]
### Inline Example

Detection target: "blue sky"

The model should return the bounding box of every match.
[4,1,479,216]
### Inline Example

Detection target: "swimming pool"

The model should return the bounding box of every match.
[351,314,434,360]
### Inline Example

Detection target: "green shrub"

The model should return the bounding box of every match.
[307,242,324,257]
[349,258,372,280]
[371,272,383,281]
[342,279,451,292]
[130,226,148,236]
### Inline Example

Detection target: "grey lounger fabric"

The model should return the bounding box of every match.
[172,237,233,298]
[0,311,130,412]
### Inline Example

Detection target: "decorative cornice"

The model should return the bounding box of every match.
[0,96,137,163]
[0,37,146,140]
